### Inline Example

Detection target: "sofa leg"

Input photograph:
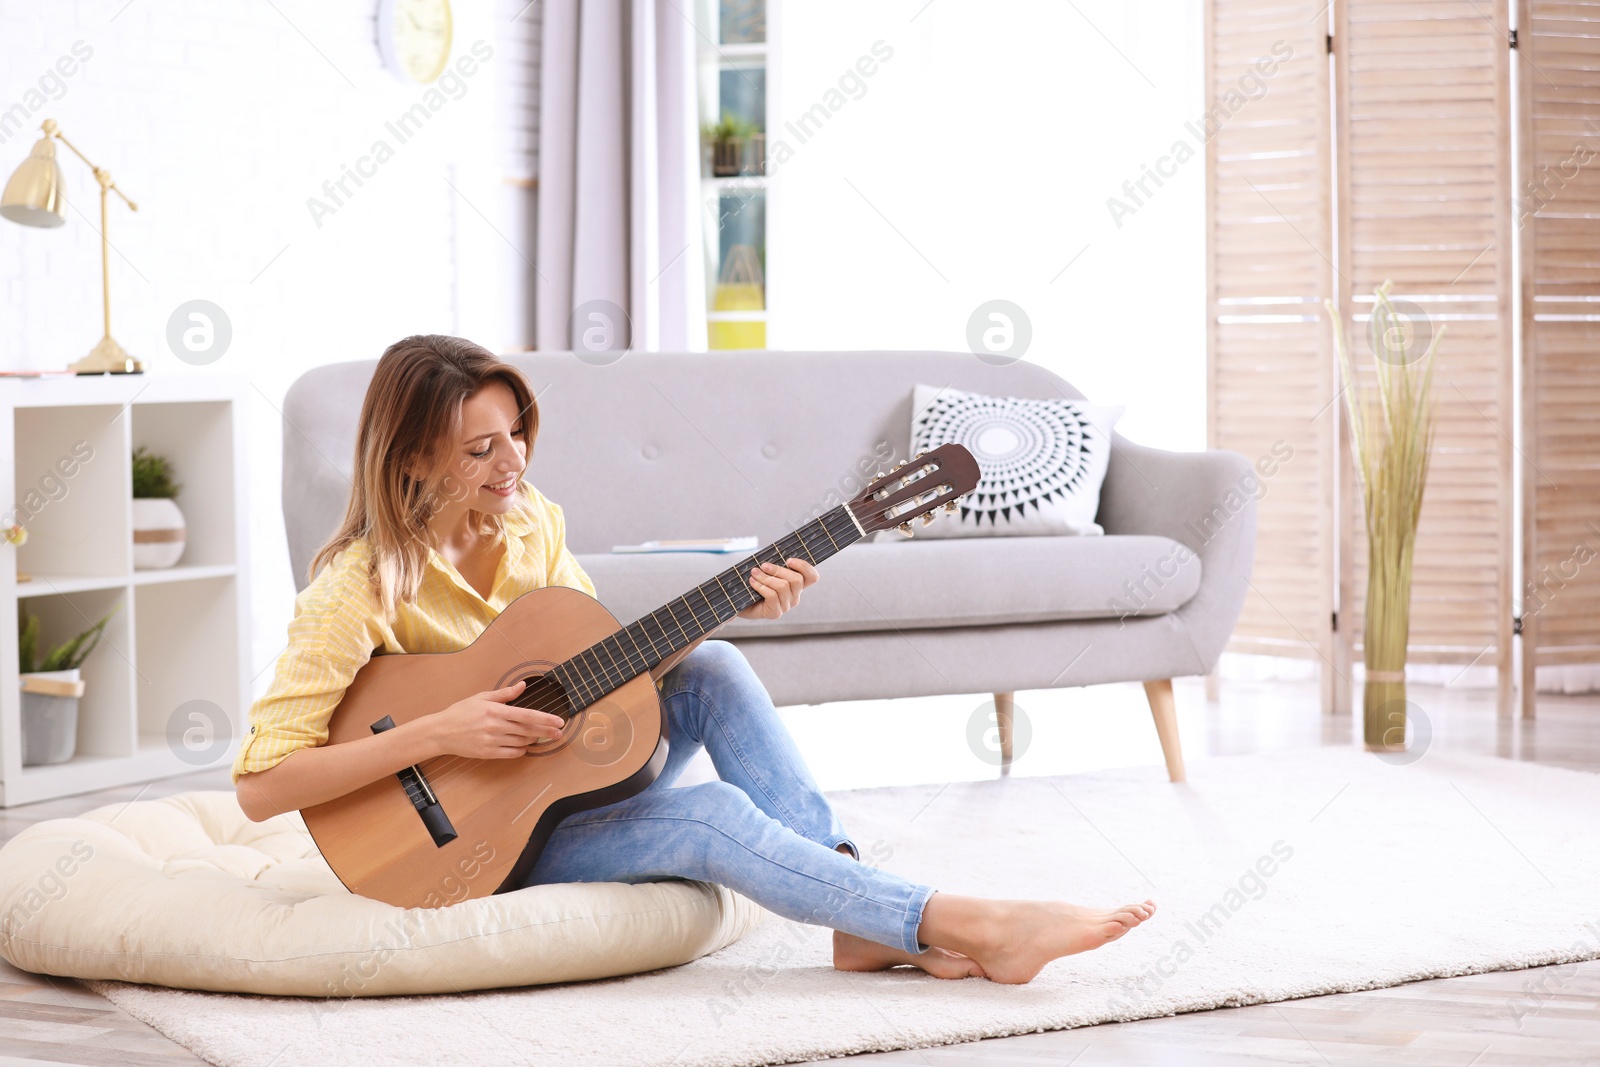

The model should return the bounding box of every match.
[1143,679,1186,783]
[993,692,1015,776]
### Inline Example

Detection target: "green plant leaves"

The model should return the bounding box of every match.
[19,603,121,674]
[702,110,758,144]
[18,611,39,675]
[131,446,181,499]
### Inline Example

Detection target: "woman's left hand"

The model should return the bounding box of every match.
[737,557,820,621]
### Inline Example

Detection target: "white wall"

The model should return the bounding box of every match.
[3,0,1215,702]
[0,0,539,686]
[769,0,1207,453]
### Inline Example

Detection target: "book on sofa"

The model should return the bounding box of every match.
[611,536,758,554]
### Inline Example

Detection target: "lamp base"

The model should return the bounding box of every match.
[71,335,144,375]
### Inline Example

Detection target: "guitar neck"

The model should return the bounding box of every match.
[550,504,865,710]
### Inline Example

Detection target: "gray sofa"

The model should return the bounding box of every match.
[280,350,1256,782]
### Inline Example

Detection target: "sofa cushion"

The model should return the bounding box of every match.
[905,382,1125,537]
[0,792,760,996]
[578,534,1201,640]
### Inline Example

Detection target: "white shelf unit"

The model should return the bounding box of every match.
[0,375,250,806]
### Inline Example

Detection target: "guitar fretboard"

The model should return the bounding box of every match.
[544,504,864,711]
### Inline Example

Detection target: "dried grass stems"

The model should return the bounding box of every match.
[1325,282,1442,733]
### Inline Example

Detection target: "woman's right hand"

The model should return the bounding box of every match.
[428,680,565,759]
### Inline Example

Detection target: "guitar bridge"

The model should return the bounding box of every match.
[371,715,458,848]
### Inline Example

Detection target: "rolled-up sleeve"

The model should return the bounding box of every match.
[232,548,389,782]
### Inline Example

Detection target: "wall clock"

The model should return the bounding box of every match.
[377,0,453,84]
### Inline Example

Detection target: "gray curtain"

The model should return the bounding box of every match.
[536,0,705,352]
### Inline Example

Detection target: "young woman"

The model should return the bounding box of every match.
[234,335,1154,984]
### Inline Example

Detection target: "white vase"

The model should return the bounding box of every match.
[133,496,186,569]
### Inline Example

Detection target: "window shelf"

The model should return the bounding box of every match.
[702,175,767,192]
[700,43,767,61]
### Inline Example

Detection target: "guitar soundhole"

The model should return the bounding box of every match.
[496,661,582,757]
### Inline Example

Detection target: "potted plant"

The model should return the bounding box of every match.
[18,605,118,766]
[1326,282,1442,752]
[132,446,186,569]
[703,112,763,177]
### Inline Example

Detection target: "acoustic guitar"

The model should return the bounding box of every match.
[301,443,979,908]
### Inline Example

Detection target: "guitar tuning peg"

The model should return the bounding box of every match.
[943,500,958,513]
[914,450,926,459]
[874,470,886,479]
[920,513,935,526]
[897,522,915,536]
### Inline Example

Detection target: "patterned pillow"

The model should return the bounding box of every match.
[887,383,1123,539]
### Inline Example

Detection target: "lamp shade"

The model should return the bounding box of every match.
[0,135,66,228]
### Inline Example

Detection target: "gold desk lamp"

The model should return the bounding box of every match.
[0,119,144,374]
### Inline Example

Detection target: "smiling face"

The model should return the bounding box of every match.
[428,379,529,525]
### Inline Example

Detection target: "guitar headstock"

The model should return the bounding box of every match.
[846,443,979,537]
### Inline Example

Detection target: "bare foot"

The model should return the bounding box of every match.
[964,899,1157,984]
[832,929,987,979]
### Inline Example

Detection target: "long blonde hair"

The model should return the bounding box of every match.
[310,335,540,619]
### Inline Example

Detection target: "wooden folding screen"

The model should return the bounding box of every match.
[1333,0,1516,712]
[1204,2,1339,709]
[1518,1,1600,715]
[1208,0,1532,714]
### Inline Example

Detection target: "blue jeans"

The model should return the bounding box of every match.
[519,640,935,954]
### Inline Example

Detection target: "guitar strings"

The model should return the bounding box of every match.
[521,511,849,709]
[398,465,949,797]
[555,517,847,704]
[546,507,861,708]
[401,523,851,797]
[403,507,862,794]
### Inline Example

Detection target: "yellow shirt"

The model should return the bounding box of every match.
[232,482,598,782]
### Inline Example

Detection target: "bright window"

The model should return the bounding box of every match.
[697,0,769,349]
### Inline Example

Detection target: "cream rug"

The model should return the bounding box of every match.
[85,748,1600,1067]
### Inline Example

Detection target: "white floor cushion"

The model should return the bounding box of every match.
[0,791,760,996]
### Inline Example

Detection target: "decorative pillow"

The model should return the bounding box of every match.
[889,383,1123,539]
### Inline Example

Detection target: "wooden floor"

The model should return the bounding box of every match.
[2,677,1598,1066]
